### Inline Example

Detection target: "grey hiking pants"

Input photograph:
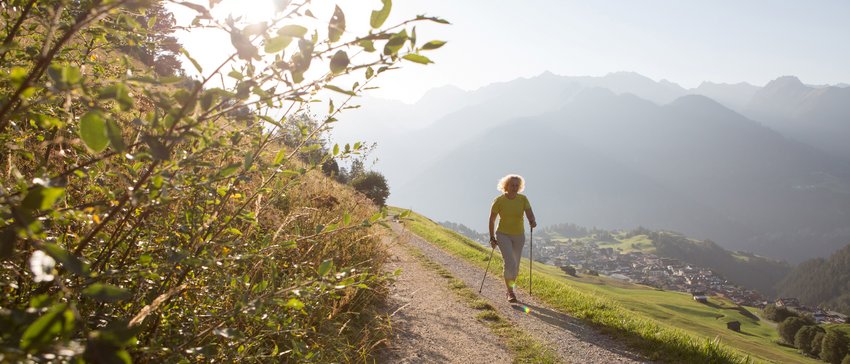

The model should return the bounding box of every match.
[496,232,525,281]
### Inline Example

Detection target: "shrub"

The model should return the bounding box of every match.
[763,304,798,322]
[812,331,827,357]
[794,325,821,354]
[0,0,444,361]
[820,329,850,364]
[351,171,391,207]
[778,317,808,344]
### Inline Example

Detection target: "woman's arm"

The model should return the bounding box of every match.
[526,208,537,229]
[488,211,498,247]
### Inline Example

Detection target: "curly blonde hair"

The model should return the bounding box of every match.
[497,174,525,193]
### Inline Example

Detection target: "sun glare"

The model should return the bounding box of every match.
[171,0,377,82]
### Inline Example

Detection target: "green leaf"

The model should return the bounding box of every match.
[383,30,407,56]
[400,209,411,219]
[143,135,170,160]
[47,64,82,90]
[106,119,126,152]
[1,227,16,260]
[82,283,132,303]
[324,85,357,96]
[99,83,134,111]
[179,48,203,74]
[328,5,346,43]
[416,15,450,24]
[176,1,212,18]
[264,35,292,53]
[79,111,109,153]
[274,149,287,165]
[402,53,433,64]
[358,39,376,52]
[343,212,351,225]
[243,21,268,36]
[219,163,241,178]
[277,25,307,38]
[285,298,304,310]
[22,186,64,211]
[42,243,88,277]
[421,40,447,50]
[317,259,334,276]
[365,66,374,79]
[329,50,349,74]
[370,0,392,28]
[20,303,74,352]
[231,30,259,60]
[333,144,340,156]
[10,66,28,86]
[369,212,382,223]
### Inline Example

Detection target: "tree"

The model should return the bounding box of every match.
[764,304,798,322]
[560,265,577,276]
[794,325,823,354]
[778,317,808,344]
[820,329,850,364]
[351,171,390,206]
[111,2,183,76]
[812,331,827,358]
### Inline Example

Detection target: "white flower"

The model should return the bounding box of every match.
[29,250,56,283]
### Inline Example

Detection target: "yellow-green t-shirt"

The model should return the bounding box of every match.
[491,194,531,235]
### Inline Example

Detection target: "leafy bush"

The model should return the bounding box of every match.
[351,171,391,207]
[820,329,850,364]
[763,303,799,322]
[813,331,828,358]
[0,0,444,362]
[794,325,823,355]
[778,316,809,344]
[560,265,577,276]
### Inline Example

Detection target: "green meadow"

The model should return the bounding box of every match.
[394,208,817,363]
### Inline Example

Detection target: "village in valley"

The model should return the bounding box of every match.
[532,235,849,324]
[441,221,850,325]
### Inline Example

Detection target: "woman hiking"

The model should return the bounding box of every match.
[489,174,537,303]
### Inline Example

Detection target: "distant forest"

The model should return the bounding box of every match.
[780,244,850,315]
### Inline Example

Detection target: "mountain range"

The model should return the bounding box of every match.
[332,72,850,263]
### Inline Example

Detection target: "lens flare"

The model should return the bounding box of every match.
[522,305,531,314]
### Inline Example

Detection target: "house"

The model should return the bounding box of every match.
[692,291,708,303]
[775,298,801,309]
[726,321,741,332]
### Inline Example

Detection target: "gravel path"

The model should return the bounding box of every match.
[391,223,652,364]
[375,229,512,363]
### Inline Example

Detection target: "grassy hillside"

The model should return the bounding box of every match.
[397,208,818,363]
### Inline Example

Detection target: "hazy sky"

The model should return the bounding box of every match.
[173,0,850,103]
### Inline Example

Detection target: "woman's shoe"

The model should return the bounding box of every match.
[507,291,518,303]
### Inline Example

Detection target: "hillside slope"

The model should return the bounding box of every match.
[398,209,816,363]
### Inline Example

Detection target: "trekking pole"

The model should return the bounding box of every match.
[479,245,497,294]
[529,227,533,296]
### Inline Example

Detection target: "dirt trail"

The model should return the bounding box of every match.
[382,223,652,363]
[376,230,512,363]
